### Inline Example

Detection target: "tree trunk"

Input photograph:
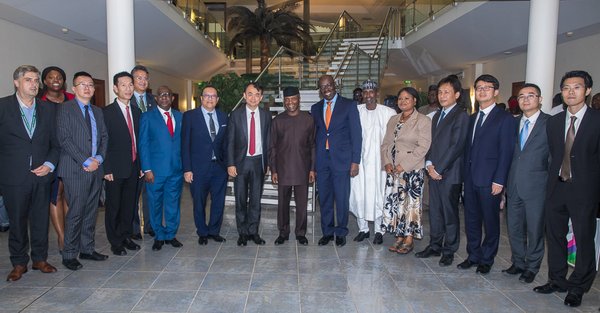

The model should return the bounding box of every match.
[245,39,252,74]
[260,36,270,71]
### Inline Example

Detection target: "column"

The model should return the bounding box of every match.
[186,79,194,111]
[525,0,559,113]
[106,0,135,98]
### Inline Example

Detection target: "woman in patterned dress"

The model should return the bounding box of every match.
[381,87,431,254]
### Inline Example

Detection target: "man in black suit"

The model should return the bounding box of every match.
[416,75,469,267]
[130,65,156,240]
[227,82,271,246]
[534,70,599,308]
[103,72,142,256]
[57,71,109,270]
[0,65,59,281]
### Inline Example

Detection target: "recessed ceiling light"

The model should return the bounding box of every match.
[61,28,69,34]
[503,51,512,55]
[566,31,574,37]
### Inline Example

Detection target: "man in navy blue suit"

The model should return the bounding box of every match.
[458,74,516,274]
[311,75,362,247]
[182,86,228,245]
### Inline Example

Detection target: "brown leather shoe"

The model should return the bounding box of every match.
[32,261,57,273]
[6,265,28,281]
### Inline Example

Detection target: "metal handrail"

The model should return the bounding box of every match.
[314,10,362,60]
[372,7,397,58]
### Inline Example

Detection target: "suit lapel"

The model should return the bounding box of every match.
[572,109,591,150]
[9,96,33,140]
[473,106,500,144]
[521,114,546,151]
[329,97,344,129]
[240,108,248,144]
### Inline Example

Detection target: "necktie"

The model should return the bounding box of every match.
[164,112,174,137]
[249,111,256,155]
[560,116,577,181]
[325,101,332,149]
[437,110,446,127]
[519,119,530,150]
[139,95,147,113]
[473,111,485,141]
[208,112,216,141]
[84,105,92,136]
[126,105,136,161]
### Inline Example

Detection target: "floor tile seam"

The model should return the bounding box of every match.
[241,244,261,313]
[8,283,57,312]
[452,288,527,313]
[182,241,224,313]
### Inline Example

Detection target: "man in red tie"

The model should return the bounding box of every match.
[227,82,272,246]
[139,85,184,251]
[102,72,142,256]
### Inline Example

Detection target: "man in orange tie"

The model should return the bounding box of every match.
[311,75,362,247]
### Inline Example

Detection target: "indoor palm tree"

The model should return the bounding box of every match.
[227,0,314,72]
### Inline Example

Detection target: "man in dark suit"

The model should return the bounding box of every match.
[58,71,109,270]
[311,75,362,247]
[139,85,184,251]
[102,72,142,256]
[0,65,59,281]
[534,71,599,308]
[459,74,516,274]
[182,86,228,245]
[227,82,271,246]
[504,83,550,284]
[130,65,156,240]
[416,75,469,267]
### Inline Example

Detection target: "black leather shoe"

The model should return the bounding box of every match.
[0,225,9,232]
[564,292,582,307]
[152,240,164,251]
[335,236,346,247]
[476,264,491,274]
[296,236,308,245]
[533,282,567,294]
[274,235,288,245]
[439,254,454,267]
[519,270,536,283]
[415,246,441,258]
[457,259,478,270]
[111,245,127,256]
[62,258,83,271]
[318,235,334,246]
[237,235,247,246]
[502,264,524,275]
[251,234,266,245]
[198,236,208,245]
[353,231,370,242]
[208,234,226,242]
[79,251,108,261]
[144,229,155,237]
[165,238,183,247]
[372,233,383,245]
[123,238,141,251]
[131,233,143,240]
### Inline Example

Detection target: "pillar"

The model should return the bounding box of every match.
[106,0,136,99]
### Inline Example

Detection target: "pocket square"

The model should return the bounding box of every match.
[221,124,227,127]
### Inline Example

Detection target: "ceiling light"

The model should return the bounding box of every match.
[566,31,574,37]
[61,28,69,34]
[503,51,512,55]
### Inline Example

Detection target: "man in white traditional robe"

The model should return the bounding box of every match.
[349,80,396,244]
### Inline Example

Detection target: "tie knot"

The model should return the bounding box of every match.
[251,111,255,116]
[524,119,529,125]
[164,112,169,117]
[208,112,212,116]
[479,111,485,117]
[570,116,577,123]
[327,101,332,106]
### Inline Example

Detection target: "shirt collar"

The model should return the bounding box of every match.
[15,93,36,110]
[442,103,457,114]
[116,98,130,110]
[133,91,146,99]
[479,103,496,115]
[566,104,587,121]
[201,106,215,114]
[522,110,541,124]
[157,106,171,115]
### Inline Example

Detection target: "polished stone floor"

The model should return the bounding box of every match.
[0,186,598,313]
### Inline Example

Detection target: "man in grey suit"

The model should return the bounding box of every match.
[57,71,109,270]
[416,75,469,266]
[503,83,550,283]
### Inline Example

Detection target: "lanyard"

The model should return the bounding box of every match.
[19,105,36,137]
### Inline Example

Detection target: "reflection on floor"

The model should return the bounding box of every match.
[0,186,598,312]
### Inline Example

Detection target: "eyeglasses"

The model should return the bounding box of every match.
[75,83,95,89]
[158,92,172,98]
[475,86,495,92]
[561,85,584,93]
[517,94,539,102]
[318,83,334,89]
[202,94,218,99]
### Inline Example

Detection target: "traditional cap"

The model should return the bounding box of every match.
[283,86,299,97]
[361,80,378,90]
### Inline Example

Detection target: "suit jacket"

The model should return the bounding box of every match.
[139,107,182,177]
[130,92,157,112]
[182,107,228,173]
[426,105,469,184]
[381,110,432,172]
[102,100,141,178]
[226,106,271,171]
[0,95,59,185]
[311,95,362,172]
[56,99,108,178]
[507,112,550,201]
[464,105,516,187]
[546,108,600,203]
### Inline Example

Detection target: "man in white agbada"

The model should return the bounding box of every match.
[349,80,396,244]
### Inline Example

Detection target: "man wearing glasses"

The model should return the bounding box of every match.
[58,71,109,270]
[139,86,183,251]
[182,86,228,245]
[459,74,516,274]
[504,83,550,284]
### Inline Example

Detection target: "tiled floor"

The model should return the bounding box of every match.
[0,186,598,312]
